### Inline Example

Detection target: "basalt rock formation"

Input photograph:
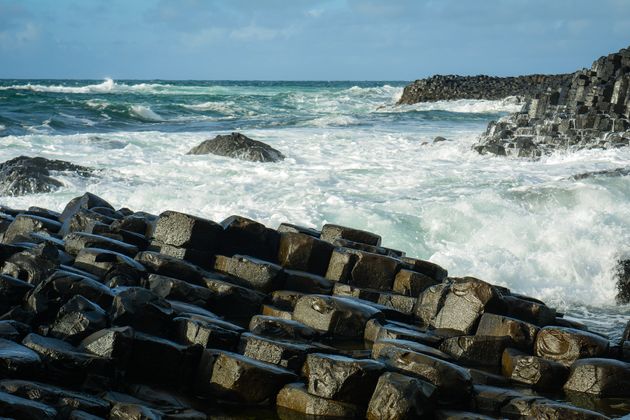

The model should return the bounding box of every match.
[187,132,285,163]
[0,192,626,418]
[0,156,93,197]
[397,74,572,105]
[474,46,630,157]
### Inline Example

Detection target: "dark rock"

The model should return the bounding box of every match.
[283,269,333,294]
[435,409,497,419]
[126,332,202,388]
[320,224,381,246]
[292,295,383,339]
[1,242,59,285]
[393,268,439,297]
[80,326,134,362]
[220,215,280,262]
[49,295,108,343]
[325,248,359,282]
[304,353,385,405]
[110,287,173,335]
[0,390,58,419]
[276,223,320,237]
[74,248,146,285]
[60,193,113,223]
[365,319,442,346]
[564,358,630,397]
[0,320,30,341]
[109,403,162,420]
[0,156,92,197]
[135,251,205,286]
[187,132,285,163]
[476,313,539,352]
[0,274,34,312]
[194,350,297,405]
[276,382,360,418]
[0,338,42,377]
[64,232,138,257]
[214,254,285,293]
[152,210,222,253]
[501,396,609,419]
[277,232,334,276]
[171,315,242,350]
[367,371,436,420]
[433,136,448,143]
[615,258,630,304]
[249,315,321,343]
[439,335,512,367]
[22,333,112,386]
[238,333,319,371]
[374,345,473,404]
[0,379,109,417]
[502,295,556,326]
[332,238,405,258]
[59,208,115,237]
[534,326,610,365]
[473,384,523,415]
[400,256,448,282]
[2,214,62,244]
[501,347,569,391]
[376,292,417,316]
[202,276,266,321]
[147,274,214,309]
[372,338,451,361]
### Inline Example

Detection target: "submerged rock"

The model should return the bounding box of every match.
[187,132,285,162]
[0,156,93,197]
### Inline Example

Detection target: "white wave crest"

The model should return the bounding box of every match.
[0,78,178,95]
[180,101,235,113]
[85,99,110,110]
[0,124,5,131]
[308,115,361,127]
[130,105,164,122]
[391,97,524,114]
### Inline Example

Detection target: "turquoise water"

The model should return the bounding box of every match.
[0,79,628,338]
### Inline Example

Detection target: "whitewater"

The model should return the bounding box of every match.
[0,79,628,338]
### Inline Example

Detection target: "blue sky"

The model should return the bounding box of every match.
[1,0,629,80]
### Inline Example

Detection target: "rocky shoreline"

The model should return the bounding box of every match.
[397,74,573,105]
[0,193,627,419]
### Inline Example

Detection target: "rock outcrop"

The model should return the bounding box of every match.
[474,46,630,157]
[0,156,93,197]
[187,132,285,163]
[0,193,626,418]
[397,74,572,105]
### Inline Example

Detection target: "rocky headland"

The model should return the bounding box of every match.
[397,74,573,105]
[0,193,627,418]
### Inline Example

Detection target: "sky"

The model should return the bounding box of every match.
[1,0,630,80]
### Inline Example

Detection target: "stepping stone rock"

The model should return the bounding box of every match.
[501,348,569,391]
[277,232,334,276]
[534,326,609,365]
[320,224,381,246]
[214,254,285,293]
[187,132,285,163]
[276,382,360,418]
[367,372,436,420]
[476,313,539,352]
[564,358,630,397]
[439,335,512,367]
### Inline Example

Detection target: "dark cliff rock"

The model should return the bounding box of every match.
[0,156,93,197]
[474,46,630,157]
[397,74,573,105]
[187,132,285,163]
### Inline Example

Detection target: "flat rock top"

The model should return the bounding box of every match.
[187,132,285,163]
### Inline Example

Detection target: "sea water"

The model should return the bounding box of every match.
[0,79,628,338]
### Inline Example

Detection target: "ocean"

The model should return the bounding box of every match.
[0,79,628,339]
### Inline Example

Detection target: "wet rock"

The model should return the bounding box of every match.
[126,332,202,388]
[220,215,280,263]
[377,292,417,316]
[110,287,173,335]
[283,269,333,294]
[74,248,146,285]
[372,338,450,361]
[0,390,58,419]
[374,345,473,404]
[187,132,285,163]
[135,251,204,286]
[304,353,385,405]
[364,319,442,346]
[59,193,113,223]
[476,313,539,352]
[194,350,297,405]
[147,274,214,309]
[1,242,59,285]
[292,295,384,339]
[261,305,292,320]
[249,315,321,342]
[22,333,112,386]
[202,276,266,321]
[473,384,523,415]
[26,270,114,321]
[64,232,138,257]
[393,268,439,297]
[0,320,30,341]
[59,208,115,237]
[168,299,218,319]
[324,248,358,282]
[502,295,556,326]
[0,156,92,197]
[320,224,381,246]
[501,347,569,391]
[501,396,609,419]
[564,358,630,397]
[0,338,42,377]
[615,258,630,304]
[0,274,34,312]
[534,326,610,365]
[2,214,62,244]
[238,333,320,371]
[0,379,109,417]
[171,315,242,350]
[277,222,320,237]
[152,210,222,252]
[49,295,108,343]
[367,371,436,420]
[332,238,404,258]
[80,326,134,362]
[435,409,498,419]
[109,402,162,420]
[418,277,505,334]
[214,254,285,293]
[276,382,360,418]
[440,335,512,367]
[277,232,334,276]
[400,256,448,282]
[347,249,401,291]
